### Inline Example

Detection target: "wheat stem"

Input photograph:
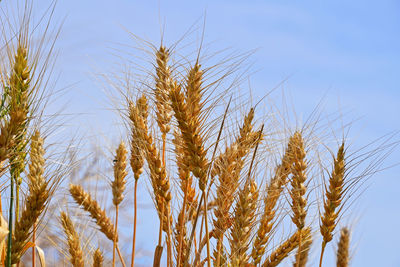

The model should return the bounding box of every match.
[131,178,138,267]
[112,205,119,267]
[32,220,37,267]
[5,177,14,267]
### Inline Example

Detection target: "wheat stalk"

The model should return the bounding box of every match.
[293,232,312,267]
[128,94,172,266]
[112,142,128,267]
[129,95,146,267]
[168,75,213,266]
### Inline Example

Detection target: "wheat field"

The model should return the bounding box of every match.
[0,1,398,267]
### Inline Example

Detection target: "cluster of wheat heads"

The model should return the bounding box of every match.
[1,3,397,267]
[0,4,71,267]
[57,39,395,267]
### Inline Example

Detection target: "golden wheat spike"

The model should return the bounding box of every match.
[229,180,259,266]
[251,134,297,265]
[112,142,128,207]
[319,143,346,267]
[336,228,350,267]
[262,228,311,267]
[60,212,84,267]
[69,184,116,242]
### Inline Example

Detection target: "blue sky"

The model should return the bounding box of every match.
[17,0,400,266]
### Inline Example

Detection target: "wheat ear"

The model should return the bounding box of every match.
[28,132,45,267]
[251,134,297,265]
[60,212,84,267]
[262,228,311,267]
[169,76,212,266]
[213,108,258,265]
[93,249,104,267]
[336,227,350,267]
[128,96,171,230]
[289,132,308,267]
[10,131,49,265]
[174,131,197,267]
[169,77,208,190]
[5,41,32,267]
[154,46,174,267]
[9,45,32,222]
[154,45,173,136]
[112,142,128,207]
[129,96,146,267]
[112,142,128,267]
[229,180,259,266]
[69,184,116,241]
[319,142,345,267]
[129,95,172,267]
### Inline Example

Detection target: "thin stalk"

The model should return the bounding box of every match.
[215,239,223,267]
[32,221,37,267]
[166,207,173,267]
[6,177,14,267]
[199,209,204,248]
[113,205,119,267]
[176,183,189,267]
[153,245,163,267]
[297,232,302,267]
[319,242,326,267]
[15,185,20,222]
[184,192,204,267]
[193,231,212,266]
[161,133,172,267]
[202,190,211,267]
[131,179,138,267]
[154,202,165,266]
[116,244,126,267]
